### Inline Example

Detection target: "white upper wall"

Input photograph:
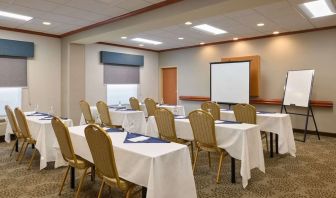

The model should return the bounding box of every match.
[85,44,159,105]
[0,30,61,114]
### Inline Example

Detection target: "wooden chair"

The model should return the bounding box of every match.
[14,108,37,170]
[5,105,24,160]
[96,101,121,128]
[233,103,268,151]
[129,97,140,111]
[80,100,95,124]
[144,98,157,116]
[84,124,137,198]
[51,117,93,198]
[154,108,194,162]
[201,101,220,120]
[189,110,226,183]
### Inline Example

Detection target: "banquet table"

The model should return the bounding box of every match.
[146,116,265,188]
[79,106,146,133]
[5,111,73,170]
[140,104,185,116]
[220,109,296,157]
[66,125,197,198]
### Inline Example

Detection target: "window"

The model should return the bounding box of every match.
[0,88,21,116]
[107,84,138,105]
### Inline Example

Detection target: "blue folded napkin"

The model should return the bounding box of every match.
[105,128,124,133]
[124,132,169,143]
[174,115,188,119]
[257,111,276,114]
[60,117,68,120]
[216,120,241,124]
[39,117,53,120]
[27,112,50,116]
[117,109,135,111]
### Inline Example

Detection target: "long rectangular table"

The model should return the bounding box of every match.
[140,104,186,116]
[80,106,146,133]
[65,125,197,198]
[146,116,265,188]
[5,112,73,169]
[220,109,296,157]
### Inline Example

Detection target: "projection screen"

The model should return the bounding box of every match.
[210,61,250,104]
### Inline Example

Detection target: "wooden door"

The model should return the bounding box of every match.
[162,67,177,105]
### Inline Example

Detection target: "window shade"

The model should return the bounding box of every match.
[0,57,27,87]
[104,65,139,84]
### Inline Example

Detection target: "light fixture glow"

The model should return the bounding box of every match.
[200,42,205,45]
[185,21,192,25]
[300,0,335,18]
[139,44,144,47]
[193,24,227,35]
[121,36,127,39]
[178,37,184,40]
[132,38,162,45]
[233,37,239,40]
[43,22,51,25]
[273,31,280,35]
[0,10,33,21]
[257,23,264,27]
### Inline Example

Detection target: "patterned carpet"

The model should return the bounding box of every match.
[0,133,335,198]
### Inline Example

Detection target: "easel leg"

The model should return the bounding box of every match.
[310,106,320,140]
[303,108,310,142]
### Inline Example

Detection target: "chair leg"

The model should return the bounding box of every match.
[16,141,26,161]
[125,185,136,198]
[59,165,71,195]
[27,148,37,170]
[10,139,18,157]
[264,132,269,152]
[192,147,200,173]
[189,142,194,164]
[75,167,89,198]
[19,142,29,164]
[216,152,225,184]
[208,152,211,168]
[98,180,105,198]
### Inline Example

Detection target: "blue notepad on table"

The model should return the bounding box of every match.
[174,115,188,119]
[215,120,241,124]
[105,128,124,133]
[257,111,276,114]
[124,132,169,143]
[27,112,49,116]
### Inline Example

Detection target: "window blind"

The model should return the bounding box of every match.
[104,65,140,84]
[0,57,27,87]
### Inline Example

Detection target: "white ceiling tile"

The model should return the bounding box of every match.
[13,0,60,12]
[115,0,150,11]
[52,5,107,22]
[66,0,127,16]
[46,0,71,4]
[42,12,91,26]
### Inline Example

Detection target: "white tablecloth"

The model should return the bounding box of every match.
[140,104,185,116]
[64,125,197,198]
[5,112,73,170]
[146,116,265,188]
[220,109,296,157]
[80,106,146,133]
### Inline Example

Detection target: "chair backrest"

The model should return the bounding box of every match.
[145,98,157,116]
[189,110,217,148]
[5,105,20,137]
[129,97,140,111]
[14,108,32,139]
[201,102,220,120]
[233,104,256,124]
[51,117,77,163]
[80,100,95,124]
[154,108,177,141]
[84,125,121,184]
[96,101,112,127]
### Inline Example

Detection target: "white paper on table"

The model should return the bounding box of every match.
[128,136,150,142]
[175,116,186,119]
[215,120,223,124]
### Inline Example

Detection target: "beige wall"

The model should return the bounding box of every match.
[0,30,61,115]
[85,43,159,105]
[159,28,336,133]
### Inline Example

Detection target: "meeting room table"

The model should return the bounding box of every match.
[146,115,265,188]
[219,109,296,157]
[58,125,197,198]
[79,106,146,133]
[5,111,73,170]
[140,103,186,116]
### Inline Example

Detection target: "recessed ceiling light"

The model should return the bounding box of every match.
[300,0,335,18]
[0,10,33,21]
[139,44,144,47]
[273,31,280,35]
[193,24,227,35]
[132,38,162,45]
[178,37,184,40]
[185,21,192,25]
[121,36,127,39]
[233,37,239,40]
[42,22,51,25]
[257,23,264,27]
[200,42,205,45]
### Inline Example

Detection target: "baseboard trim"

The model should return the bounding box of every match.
[293,128,336,138]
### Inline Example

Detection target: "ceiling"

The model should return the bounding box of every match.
[0,0,164,35]
[0,0,335,51]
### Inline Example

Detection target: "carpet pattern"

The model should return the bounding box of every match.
[0,133,335,198]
